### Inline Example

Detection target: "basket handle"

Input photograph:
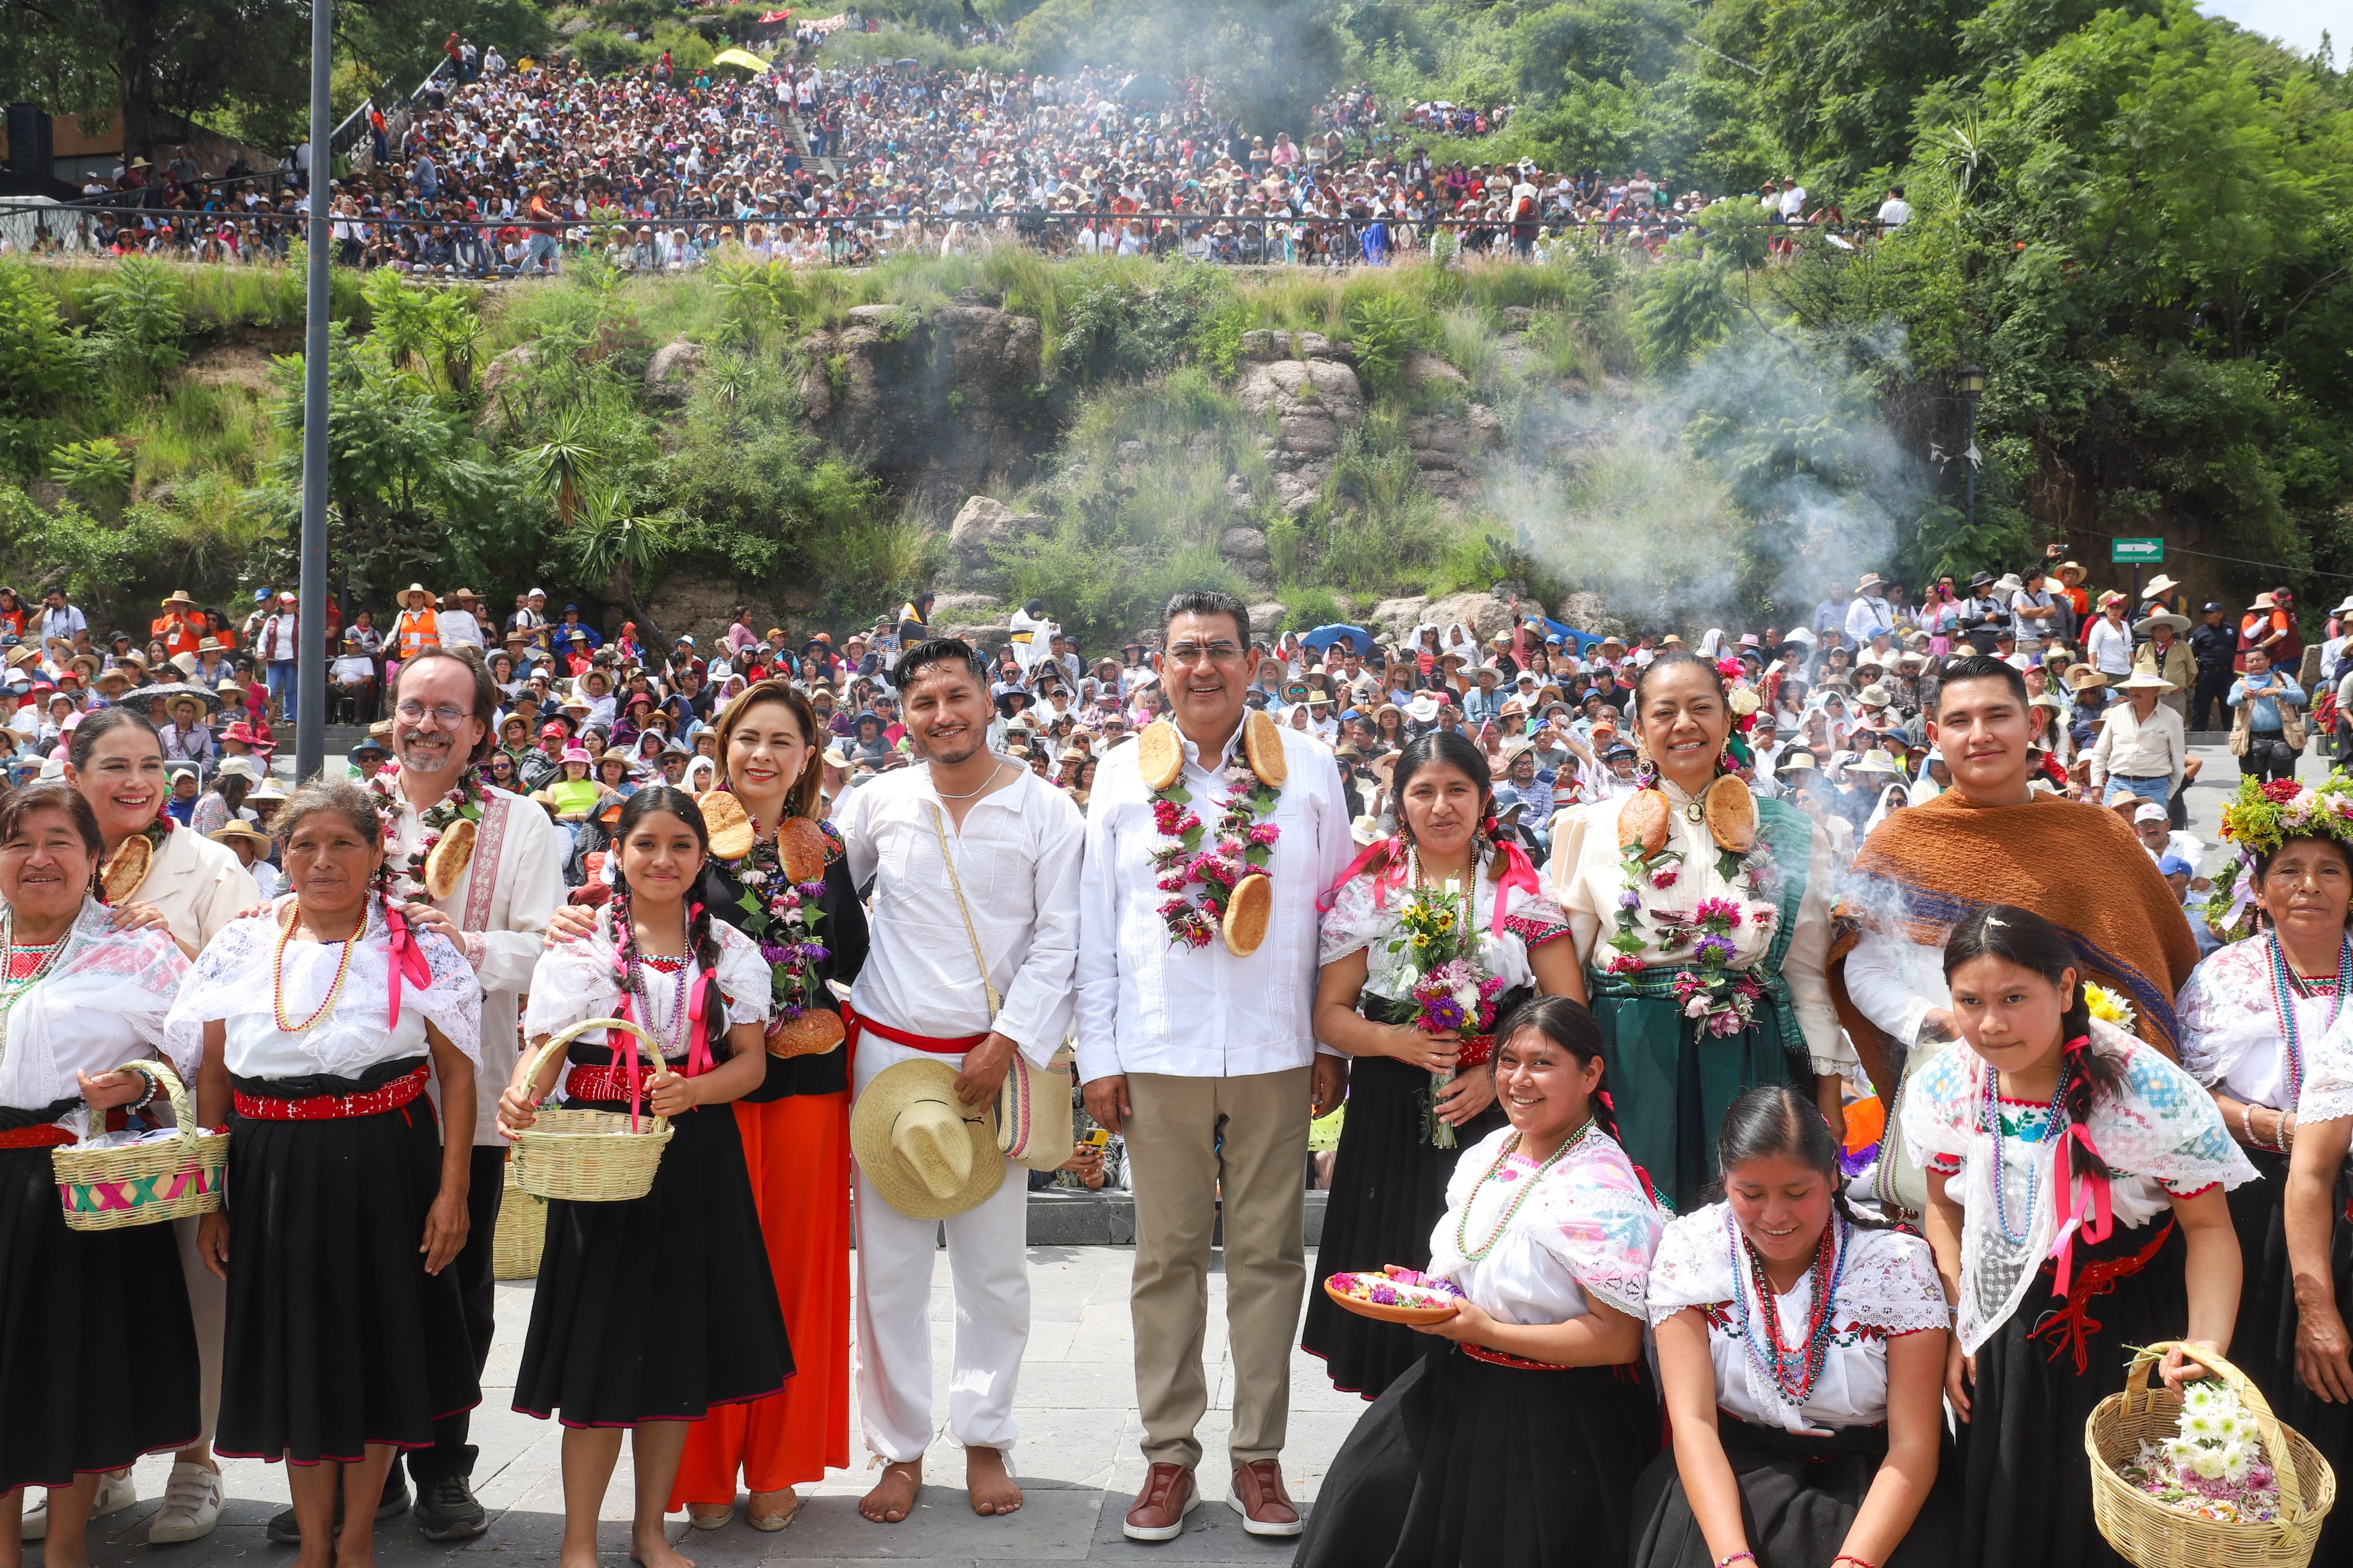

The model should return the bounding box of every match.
[79,1058,196,1147]
[2123,1339,2308,1523]
[523,1016,668,1133]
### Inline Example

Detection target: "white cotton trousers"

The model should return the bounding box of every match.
[851,1037,1031,1464]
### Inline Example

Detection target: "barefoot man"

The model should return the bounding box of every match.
[834,637,1084,1523]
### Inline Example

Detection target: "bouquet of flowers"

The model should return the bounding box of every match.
[1326,1266,1465,1309]
[1387,882,1507,1149]
[2112,1380,2284,1524]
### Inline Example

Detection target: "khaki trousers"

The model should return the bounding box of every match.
[1122,1066,1311,1472]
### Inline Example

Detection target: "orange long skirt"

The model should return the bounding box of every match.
[669,1091,851,1504]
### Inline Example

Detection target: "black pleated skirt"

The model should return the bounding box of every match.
[1631,1415,1958,1568]
[217,1087,480,1464]
[0,1142,200,1490]
[514,1096,790,1427]
[1303,1052,1507,1400]
[1955,1218,2184,1568]
[2223,1150,2353,1563]
[1293,1344,1658,1568]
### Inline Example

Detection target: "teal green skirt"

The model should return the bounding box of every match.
[1585,977,1800,1214]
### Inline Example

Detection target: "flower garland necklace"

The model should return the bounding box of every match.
[1389,841,1509,1148]
[1455,1119,1593,1261]
[1983,1065,2070,1246]
[720,801,833,1026]
[1604,770,1779,1039]
[2266,930,2352,1107]
[1725,1207,1848,1406]
[1149,751,1281,952]
[363,762,486,901]
[272,905,361,1034]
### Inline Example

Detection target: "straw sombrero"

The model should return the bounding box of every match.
[851,1059,1003,1220]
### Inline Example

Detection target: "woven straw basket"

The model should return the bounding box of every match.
[2087,1341,2335,1567]
[490,1154,546,1280]
[509,1017,672,1202]
[53,1059,227,1232]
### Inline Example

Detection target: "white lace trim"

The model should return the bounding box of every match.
[524,906,773,1055]
[1646,1203,1946,1333]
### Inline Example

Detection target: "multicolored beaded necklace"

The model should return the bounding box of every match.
[1983,1066,2070,1246]
[1454,1118,1593,1262]
[1725,1207,1848,1406]
[0,912,71,1016]
[2265,931,2352,1106]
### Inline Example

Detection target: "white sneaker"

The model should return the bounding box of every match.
[147,1463,223,1544]
[24,1469,138,1541]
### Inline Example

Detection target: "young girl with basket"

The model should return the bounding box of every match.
[499,786,789,1568]
[171,780,482,1568]
[1903,905,2253,1568]
[1633,1084,1956,1568]
[1294,995,1665,1568]
[0,782,195,1568]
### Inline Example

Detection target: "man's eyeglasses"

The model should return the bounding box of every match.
[396,699,475,728]
[1165,641,1244,667]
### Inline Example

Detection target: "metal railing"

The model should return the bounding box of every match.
[330,53,458,160]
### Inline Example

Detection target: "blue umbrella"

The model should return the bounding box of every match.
[1527,615,1606,653]
[1300,623,1374,655]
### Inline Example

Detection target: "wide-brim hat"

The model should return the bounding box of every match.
[163,589,197,608]
[2135,612,2191,636]
[2249,593,2278,611]
[2115,670,2177,693]
[1778,749,1820,772]
[1848,748,1900,775]
[850,1059,1003,1221]
[2065,665,2109,692]
[2143,574,2180,598]
[1405,694,1441,723]
[208,821,272,851]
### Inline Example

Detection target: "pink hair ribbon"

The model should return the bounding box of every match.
[381,904,435,1034]
[2046,1121,2113,1299]
[1317,836,1408,914]
[1489,839,1540,936]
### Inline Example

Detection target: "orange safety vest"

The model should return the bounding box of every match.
[396,608,440,661]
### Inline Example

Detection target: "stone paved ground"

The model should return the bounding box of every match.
[71,1246,1359,1568]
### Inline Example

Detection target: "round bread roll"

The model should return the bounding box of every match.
[699,789,755,862]
[1616,789,1670,858]
[1704,774,1758,854]
[424,817,476,901]
[99,833,152,905]
[1242,709,1288,788]
[1222,872,1273,957]
[778,815,830,886]
[1137,720,1184,792]
[766,1006,846,1059]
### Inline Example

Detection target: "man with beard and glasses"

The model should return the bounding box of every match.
[831,637,1084,1527]
[262,646,565,1544]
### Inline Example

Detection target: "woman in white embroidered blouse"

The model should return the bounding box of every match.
[1904,906,2250,1568]
[1302,732,1583,1401]
[170,780,482,1568]
[1295,997,1665,1568]
[1635,1085,1954,1568]
[500,787,788,1568]
[2178,816,2353,1498]
[0,782,196,1568]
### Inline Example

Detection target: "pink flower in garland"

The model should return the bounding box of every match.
[1247,822,1281,848]
[1692,897,1745,928]
[1605,952,1645,975]
[1651,866,1679,889]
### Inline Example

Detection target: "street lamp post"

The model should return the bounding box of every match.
[295,0,331,784]
[1958,364,1986,535]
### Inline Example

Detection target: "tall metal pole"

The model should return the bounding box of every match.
[1962,388,1980,535]
[295,0,331,783]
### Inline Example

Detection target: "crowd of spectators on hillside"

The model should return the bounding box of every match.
[3,41,1893,273]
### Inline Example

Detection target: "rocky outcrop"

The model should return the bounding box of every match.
[945,494,1050,594]
[1248,601,1287,637]
[643,337,704,405]
[1236,354,1365,519]
[1554,591,1626,638]
[1221,524,1274,593]
[1424,590,1514,642]
[798,304,1050,510]
[1371,595,1432,636]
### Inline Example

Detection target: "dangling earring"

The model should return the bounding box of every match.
[1633,740,1659,791]
[1716,745,1737,777]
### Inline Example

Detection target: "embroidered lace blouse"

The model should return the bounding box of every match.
[525,906,773,1064]
[1548,777,1849,1073]
[1899,1019,2254,1354]
[1647,1202,1947,1435]
[1317,846,1574,1004]
[1423,1122,1664,1326]
[0,901,188,1126]
[165,900,482,1081]
[2178,935,2350,1112]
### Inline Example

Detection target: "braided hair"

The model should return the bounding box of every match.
[1942,903,2121,1187]
[609,786,725,1063]
[1489,995,1617,1142]
[1709,1083,1891,1232]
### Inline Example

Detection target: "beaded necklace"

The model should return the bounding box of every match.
[1983,1065,2070,1246]
[1454,1119,1592,1262]
[631,947,693,1059]
[2265,931,2352,1107]
[272,906,361,1034]
[1725,1208,1848,1406]
[0,912,71,1017]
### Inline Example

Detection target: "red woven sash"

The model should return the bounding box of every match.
[234,1064,429,1121]
[0,1123,75,1149]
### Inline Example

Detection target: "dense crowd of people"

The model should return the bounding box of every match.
[3,46,1899,271]
[14,541,2353,1568]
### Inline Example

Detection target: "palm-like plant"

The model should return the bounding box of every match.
[525,406,604,528]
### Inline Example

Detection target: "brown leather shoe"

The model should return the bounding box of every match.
[1229,1459,1302,1537]
[1122,1462,1199,1541]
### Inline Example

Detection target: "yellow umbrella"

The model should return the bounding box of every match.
[712,47,770,71]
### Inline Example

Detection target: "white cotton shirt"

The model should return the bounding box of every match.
[1647,1203,1948,1435]
[836,761,1084,1069]
[0,904,187,1123]
[1424,1124,1662,1326]
[525,908,772,1062]
[2179,935,2346,1112]
[1075,720,1355,1083]
[436,610,485,651]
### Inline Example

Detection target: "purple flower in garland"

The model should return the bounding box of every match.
[1693,932,1738,965]
[1617,888,1644,912]
[758,940,795,965]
